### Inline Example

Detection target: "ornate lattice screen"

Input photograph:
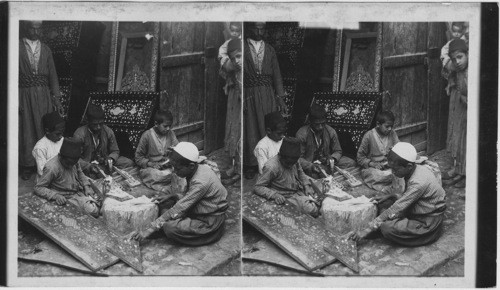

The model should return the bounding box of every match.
[84,91,159,151]
[312,91,382,153]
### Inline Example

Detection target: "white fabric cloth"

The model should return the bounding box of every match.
[25,38,40,52]
[254,136,282,174]
[249,39,263,54]
[32,136,64,177]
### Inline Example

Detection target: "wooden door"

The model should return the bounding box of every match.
[382,22,448,154]
[159,22,225,154]
[426,22,449,154]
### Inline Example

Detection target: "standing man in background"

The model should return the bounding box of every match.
[19,21,63,180]
[243,22,287,179]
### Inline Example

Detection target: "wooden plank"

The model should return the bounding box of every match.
[324,235,359,273]
[344,31,377,39]
[243,192,338,272]
[242,239,324,276]
[410,129,427,146]
[18,193,120,271]
[414,140,427,152]
[394,121,427,137]
[383,52,427,68]
[18,240,108,276]
[161,52,204,68]
[107,237,143,273]
[172,121,204,137]
[339,37,352,91]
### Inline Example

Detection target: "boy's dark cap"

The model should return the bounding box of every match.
[279,137,301,158]
[449,39,468,54]
[59,137,82,158]
[265,111,285,129]
[87,104,105,120]
[227,38,242,54]
[309,103,327,122]
[42,111,64,129]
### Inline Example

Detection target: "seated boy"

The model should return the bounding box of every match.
[32,111,65,180]
[357,110,402,193]
[73,104,134,177]
[135,109,179,192]
[131,142,228,246]
[253,137,319,217]
[34,137,100,217]
[253,111,286,174]
[349,142,447,246]
[295,104,356,178]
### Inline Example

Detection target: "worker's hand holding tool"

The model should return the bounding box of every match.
[147,161,161,170]
[130,228,156,242]
[369,161,383,170]
[83,185,93,196]
[107,158,114,173]
[90,163,101,176]
[347,228,372,242]
[54,194,67,205]
[273,193,286,205]
[152,193,179,205]
[369,193,395,204]
[305,184,315,197]
[329,158,335,173]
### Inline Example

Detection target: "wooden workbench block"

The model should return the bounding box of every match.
[102,197,159,235]
[321,197,377,235]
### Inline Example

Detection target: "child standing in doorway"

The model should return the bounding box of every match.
[441,22,468,72]
[218,22,242,68]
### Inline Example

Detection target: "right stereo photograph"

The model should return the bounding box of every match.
[242,21,467,276]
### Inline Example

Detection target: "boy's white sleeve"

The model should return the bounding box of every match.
[32,147,47,177]
[218,40,230,67]
[440,41,451,67]
[254,145,268,175]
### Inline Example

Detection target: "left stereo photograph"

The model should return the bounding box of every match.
[17,20,243,277]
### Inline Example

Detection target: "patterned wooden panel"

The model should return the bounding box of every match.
[18,193,121,272]
[265,22,305,80]
[41,21,82,48]
[41,21,82,79]
[243,192,338,272]
[59,79,72,119]
[313,91,382,149]
[51,50,73,78]
[87,91,158,149]
[265,23,305,121]
[243,238,325,276]
[18,239,108,276]
[107,238,143,273]
[282,78,296,120]
[324,235,359,273]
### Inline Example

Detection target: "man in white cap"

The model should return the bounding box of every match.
[131,142,228,246]
[349,142,446,246]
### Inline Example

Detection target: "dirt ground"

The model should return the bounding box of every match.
[241,149,466,276]
[17,147,242,277]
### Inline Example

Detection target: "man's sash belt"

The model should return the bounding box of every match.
[244,74,273,88]
[19,74,49,88]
